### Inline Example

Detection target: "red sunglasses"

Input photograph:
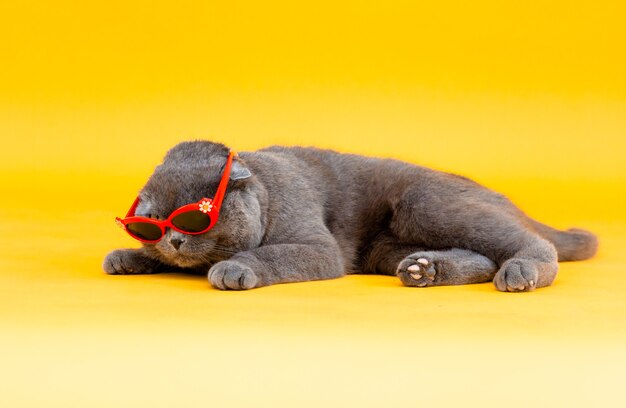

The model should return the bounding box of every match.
[115,151,236,243]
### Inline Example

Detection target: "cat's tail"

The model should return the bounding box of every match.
[529,220,599,261]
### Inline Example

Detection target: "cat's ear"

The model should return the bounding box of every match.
[230,160,252,181]
[134,198,153,217]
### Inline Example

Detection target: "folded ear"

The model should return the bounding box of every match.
[230,159,252,181]
[134,198,153,217]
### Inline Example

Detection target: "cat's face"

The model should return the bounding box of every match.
[135,142,263,269]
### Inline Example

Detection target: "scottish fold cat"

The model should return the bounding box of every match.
[104,141,597,291]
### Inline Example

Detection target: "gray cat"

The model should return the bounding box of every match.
[104,141,598,292]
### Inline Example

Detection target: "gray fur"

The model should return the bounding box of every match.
[103,141,598,292]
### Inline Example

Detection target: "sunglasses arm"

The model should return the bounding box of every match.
[212,151,235,208]
[125,196,141,218]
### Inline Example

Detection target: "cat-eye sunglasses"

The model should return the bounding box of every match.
[115,151,236,243]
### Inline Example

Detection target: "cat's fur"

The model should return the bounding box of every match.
[104,141,598,291]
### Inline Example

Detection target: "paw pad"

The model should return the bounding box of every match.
[397,256,437,287]
[407,264,422,279]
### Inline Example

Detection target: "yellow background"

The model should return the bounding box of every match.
[1,1,625,406]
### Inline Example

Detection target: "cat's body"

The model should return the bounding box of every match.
[104,141,598,291]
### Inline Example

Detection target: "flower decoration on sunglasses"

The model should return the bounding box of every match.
[115,151,236,243]
[199,200,213,213]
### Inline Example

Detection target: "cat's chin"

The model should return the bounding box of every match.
[173,259,200,268]
[162,253,205,269]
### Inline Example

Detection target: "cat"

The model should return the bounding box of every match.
[103,141,598,292]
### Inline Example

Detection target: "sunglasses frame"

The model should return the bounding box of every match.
[115,151,236,243]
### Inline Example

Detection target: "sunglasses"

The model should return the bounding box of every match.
[115,151,236,243]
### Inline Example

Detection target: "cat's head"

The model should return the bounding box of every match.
[135,141,265,268]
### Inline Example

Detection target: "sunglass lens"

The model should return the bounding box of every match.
[126,222,163,241]
[172,210,212,233]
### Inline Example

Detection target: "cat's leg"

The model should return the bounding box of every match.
[103,248,164,275]
[390,186,559,292]
[491,239,558,292]
[208,238,345,290]
[363,235,497,287]
[396,249,498,287]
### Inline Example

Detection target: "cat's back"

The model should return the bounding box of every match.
[240,145,347,201]
[252,145,407,180]
[247,145,393,196]
[250,145,432,193]
[241,145,422,228]
[255,145,346,169]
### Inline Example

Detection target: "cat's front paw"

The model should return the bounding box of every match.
[493,258,538,292]
[103,249,157,275]
[208,260,259,290]
[396,253,438,287]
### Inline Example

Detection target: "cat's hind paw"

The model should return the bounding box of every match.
[396,253,438,287]
[493,258,539,292]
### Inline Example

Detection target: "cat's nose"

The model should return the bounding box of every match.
[170,237,185,250]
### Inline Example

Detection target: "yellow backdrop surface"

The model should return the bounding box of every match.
[1,1,625,407]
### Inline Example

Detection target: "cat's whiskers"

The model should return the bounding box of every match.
[210,245,238,255]
[199,252,228,265]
